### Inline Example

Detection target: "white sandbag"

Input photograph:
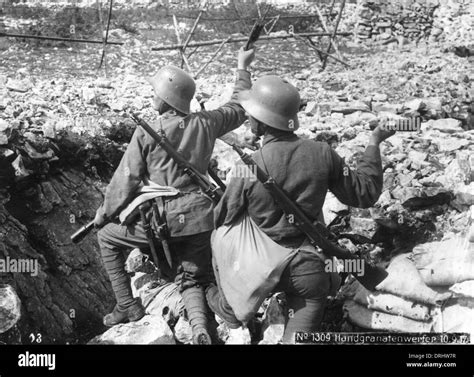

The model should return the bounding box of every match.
[432,300,474,344]
[212,213,297,322]
[412,237,474,286]
[353,282,431,321]
[0,284,21,334]
[89,315,175,345]
[344,300,433,333]
[449,281,474,298]
[375,254,451,306]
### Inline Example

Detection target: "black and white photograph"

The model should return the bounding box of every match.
[0,0,473,375]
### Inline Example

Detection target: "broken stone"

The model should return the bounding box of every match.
[40,181,62,206]
[41,119,56,139]
[6,79,32,93]
[173,316,193,344]
[428,118,463,133]
[403,98,425,112]
[0,133,8,145]
[0,148,14,159]
[372,103,401,114]
[11,155,32,178]
[22,142,55,160]
[126,248,149,273]
[0,284,21,334]
[225,326,251,345]
[259,294,285,345]
[0,119,9,133]
[449,281,474,298]
[373,93,388,102]
[408,150,428,169]
[375,190,392,207]
[331,101,370,115]
[391,187,423,202]
[81,87,96,104]
[349,217,378,239]
[304,101,318,116]
[423,97,443,118]
[109,100,127,111]
[402,192,452,210]
[322,192,349,225]
[453,183,474,207]
[434,137,469,152]
[89,315,175,344]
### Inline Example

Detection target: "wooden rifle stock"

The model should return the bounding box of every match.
[232,145,388,291]
[70,221,96,244]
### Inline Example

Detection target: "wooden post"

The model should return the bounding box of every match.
[321,0,347,71]
[194,36,231,79]
[172,14,193,73]
[98,0,113,71]
[292,33,350,68]
[314,3,342,60]
[151,32,352,51]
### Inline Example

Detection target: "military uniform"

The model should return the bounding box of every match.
[96,69,251,336]
[207,76,385,343]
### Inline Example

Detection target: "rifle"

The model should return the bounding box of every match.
[244,5,271,51]
[129,112,223,204]
[71,113,224,244]
[231,145,388,291]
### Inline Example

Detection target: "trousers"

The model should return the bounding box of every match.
[209,250,331,344]
[97,220,213,308]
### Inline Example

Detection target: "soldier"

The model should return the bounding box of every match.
[94,47,255,344]
[207,76,395,343]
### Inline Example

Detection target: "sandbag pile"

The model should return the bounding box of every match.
[344,236,474,343]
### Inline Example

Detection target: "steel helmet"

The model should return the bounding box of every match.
[239,75,300,131]
[147,66,196,114]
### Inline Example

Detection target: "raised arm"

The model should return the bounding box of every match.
[328,125,395,208]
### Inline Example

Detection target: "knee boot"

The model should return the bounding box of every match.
[181,286,212,345]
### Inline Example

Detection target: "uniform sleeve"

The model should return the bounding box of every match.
[98,127,147,221]
[214,162,250,228]
[206,69,252,140]
[327,145,383,208]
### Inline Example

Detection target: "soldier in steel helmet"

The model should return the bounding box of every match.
[207,76,395,343]
[93,47,255,344]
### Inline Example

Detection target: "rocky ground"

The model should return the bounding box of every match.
[0,8,473,344]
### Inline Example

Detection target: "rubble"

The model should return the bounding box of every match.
[0,1,472,345]
[89,315,176,345]
[0,284,21,334]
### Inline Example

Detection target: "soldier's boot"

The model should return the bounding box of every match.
[182,286,212,345]
[103,299,145,327]
[205,283,242,329]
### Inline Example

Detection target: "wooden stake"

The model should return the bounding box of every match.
[172,14,193,73]
[194,36,231,79]
[151,31,352,51]
[292,33,350,68]
[314,3,342,60]
[98,0,113,71]
[322,0,346,71]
